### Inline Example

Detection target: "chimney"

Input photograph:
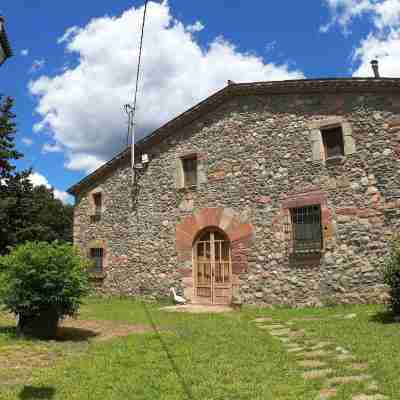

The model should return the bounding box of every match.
[371,60,380,78]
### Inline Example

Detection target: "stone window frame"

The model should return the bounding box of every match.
[89,190,106,223]
[175,152,208,190]
[309,117,356,163]
[87,239,107,278]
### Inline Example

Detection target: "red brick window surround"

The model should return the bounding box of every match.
[281,189,333,256]
[290,205,323,254]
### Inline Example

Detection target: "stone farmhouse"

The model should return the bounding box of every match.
[68,76,400,307]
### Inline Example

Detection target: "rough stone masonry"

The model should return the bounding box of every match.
[69,78,400,307]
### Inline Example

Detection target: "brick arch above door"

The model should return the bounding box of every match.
[176,207,255,277]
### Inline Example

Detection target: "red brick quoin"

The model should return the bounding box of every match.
[176,208,254,302]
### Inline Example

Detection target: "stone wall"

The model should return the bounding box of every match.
[73,90,400,306]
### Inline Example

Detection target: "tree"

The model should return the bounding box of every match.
[0,95,73,254]
[0,96,22,180]
[17,186,73,244]
[0,241,90,339]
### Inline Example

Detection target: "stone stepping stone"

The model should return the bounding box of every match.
[256,325,270,330]
[286,342,301,348]
[352,395,388,400]
[298,360,327,369]
[287,347,304,353]
[302,369,333,380]
[317,388,338,400]
[366,382,379,392]
[327,374,371,387]
[344,313,357,320]
[253,317,273,323]
[350,363,369,371]
[336,346,351,355]
[311,342,332,350]
[299,350,332,359]
[266,324,286,330]
[336,354,356,362]
[269,329,291,337]
[289,330,306,338]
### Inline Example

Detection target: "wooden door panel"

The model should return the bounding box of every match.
[194,231,232,305]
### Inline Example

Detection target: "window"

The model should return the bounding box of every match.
[182,156,197,188]
[321,126,344,159]
[90,193,102,223]
[93,193,102,215]
[290,205,322,254]
[90,248,104,273]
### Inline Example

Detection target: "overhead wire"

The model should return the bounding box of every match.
[122,3,194,398]
[125,0,149,148]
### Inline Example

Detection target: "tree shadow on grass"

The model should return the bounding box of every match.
[370,310,399,324]
[19,386,55,400]
[0,325,98,342]
[56,327,98,342]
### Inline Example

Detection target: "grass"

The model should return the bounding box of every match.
[0,299,399,399]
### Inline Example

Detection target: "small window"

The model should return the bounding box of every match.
[90,193,102,223]
[182,156,197,188]
[93,193,102,214]
[90,248,104,273]
[321,126,344,159]
[290,205,322,254]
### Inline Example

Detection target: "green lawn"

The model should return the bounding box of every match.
[0,299,399,399]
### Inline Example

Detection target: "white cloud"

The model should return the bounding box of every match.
[20,49,29,57]
[322,0,400,77]
[42,142,63,153]
[353,30,400,76]
[322,0,400,32]
[21,137,33,146]
[29,1,304,174]
[29,172,73,204]
[187,21,204,33]
[30,59,46,73]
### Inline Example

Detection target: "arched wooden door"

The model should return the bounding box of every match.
[194,229,232,305]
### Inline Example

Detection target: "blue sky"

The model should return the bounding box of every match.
[1,0,399,202]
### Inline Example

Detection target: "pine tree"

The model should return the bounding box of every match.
[0,96,23,182]
[0,96,73,254]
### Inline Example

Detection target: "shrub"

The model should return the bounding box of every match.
[0,241,91,338]
[383,236,400,315]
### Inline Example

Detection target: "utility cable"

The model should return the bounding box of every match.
[125,0,149,148]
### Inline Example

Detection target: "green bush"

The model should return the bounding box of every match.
[0,241,91,338]
[383,236,400,315]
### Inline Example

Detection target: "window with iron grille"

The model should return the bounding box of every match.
[90,248,104,273]
[321,126,344,159]
[290,205,322,254]
[182,156,197,188]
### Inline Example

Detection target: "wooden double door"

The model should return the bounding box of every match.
[194,229,232,305]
